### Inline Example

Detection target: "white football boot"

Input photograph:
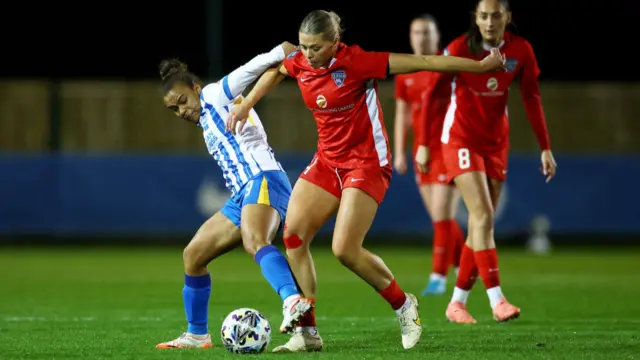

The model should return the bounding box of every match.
[279,295,314,333]
[396,293,422,349]
[155,332,212,349]
[272,327,323,352]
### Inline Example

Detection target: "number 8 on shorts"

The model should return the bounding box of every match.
[458,148,471,169]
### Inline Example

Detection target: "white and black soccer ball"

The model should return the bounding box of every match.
[220,308,271,354]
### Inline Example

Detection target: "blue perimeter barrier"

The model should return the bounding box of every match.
[0,153,638,237]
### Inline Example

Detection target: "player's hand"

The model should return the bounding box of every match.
[227,104,250,136]
[414,145,431,174]
[480,48,506,72]
[540,149,557,183]
[394,152,408,175]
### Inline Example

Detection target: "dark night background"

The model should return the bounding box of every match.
[2,1,633,81]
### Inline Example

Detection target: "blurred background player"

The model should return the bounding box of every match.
[154,43,315,349]
[416,0,557,324]
[393,14,465,297]
[229,10,506,352]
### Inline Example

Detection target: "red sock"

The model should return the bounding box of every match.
[298,298,316,327]
[474,248,500,289]
[448,222,465,268]
[432,220,453,276]
[378,279,407,310]
[455,245,479,290]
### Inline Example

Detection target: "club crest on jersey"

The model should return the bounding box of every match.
[316,94,327,108]
[332,71,346,87]
[505,58,518,73]
[287,50,299,59]
[486,77,499,91]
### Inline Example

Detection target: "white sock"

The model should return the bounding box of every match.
[430,272,446,283]
[394,296,412,315]
[451,287,470,304]
[296,326,318,335]
[486,286,504,309]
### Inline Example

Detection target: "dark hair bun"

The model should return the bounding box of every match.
[159,59,188,81]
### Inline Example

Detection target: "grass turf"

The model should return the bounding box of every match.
[1,246,638,359]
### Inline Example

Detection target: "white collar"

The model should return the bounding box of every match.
[482,39,505,51]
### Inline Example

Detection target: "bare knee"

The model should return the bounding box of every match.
[183,242,210,274]
[468,205,494,249]
[283,224,312,259]
[332,240,360,268]
[472,207,494,229]
[425,185,459,222]
[242,233,270,257]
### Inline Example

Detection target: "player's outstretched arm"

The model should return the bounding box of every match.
[216,42,295,104]
[242,65,288,113]
[389,48,505,74]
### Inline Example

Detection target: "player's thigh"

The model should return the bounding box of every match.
[487,178,503,212]
[284,165,341,249]
[453,171,494,226]
[421,183,459,222]
[240,204,280,256]
[332,187,379,257]
[240,170,291,254]
[333,167,390,253]
[184,210,242,267]
[416,146,456,221]
[483,147,507,210]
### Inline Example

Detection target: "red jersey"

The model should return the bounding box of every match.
[395,70,451,148]
[283,43,391,169]
[420,32,550,153]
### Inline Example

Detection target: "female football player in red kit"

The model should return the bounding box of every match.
[416,0,557,324]
[393,14,466,297]
[228,10,505,351]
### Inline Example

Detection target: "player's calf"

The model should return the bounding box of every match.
[159,212,243,349]
[242,205,313,332]
[283,226,319,299]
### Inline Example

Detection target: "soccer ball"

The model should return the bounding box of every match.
[220,308,271,354]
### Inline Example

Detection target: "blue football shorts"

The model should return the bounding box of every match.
[220,170,292,229]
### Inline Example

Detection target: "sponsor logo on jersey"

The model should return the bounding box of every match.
[505,58,518,73]
[316,94,327,108]
[486,77,499,91]
[332,70,346,87]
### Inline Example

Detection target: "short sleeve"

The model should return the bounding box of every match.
[283,50,300,78]
[394,76,407,100]
[443,37,467,57]
[352,50,390,80]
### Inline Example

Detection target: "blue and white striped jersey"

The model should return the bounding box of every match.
[198,45,286,194]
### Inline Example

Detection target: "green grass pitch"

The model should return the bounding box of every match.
[1,245,638,359]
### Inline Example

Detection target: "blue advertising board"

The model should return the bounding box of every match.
[0,153,638,237]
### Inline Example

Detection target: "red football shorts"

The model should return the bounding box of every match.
[299,154,392,204]
[413,145,452,185]
[441,143,509,182]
